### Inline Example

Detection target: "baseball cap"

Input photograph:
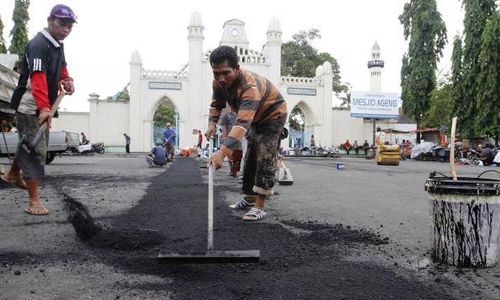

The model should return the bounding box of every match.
[49,4,77,23]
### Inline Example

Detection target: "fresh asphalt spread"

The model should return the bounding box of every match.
[60,158,459,299]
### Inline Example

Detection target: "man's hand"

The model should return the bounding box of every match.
[38,110,52,128]
[61,79,75,95]
[208,150,225,170]
[205,123,216,140]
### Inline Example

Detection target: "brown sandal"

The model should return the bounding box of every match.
[25,204,49,216]
[0,174,28,189]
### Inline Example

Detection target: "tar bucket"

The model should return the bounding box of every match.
[424,171,500,267]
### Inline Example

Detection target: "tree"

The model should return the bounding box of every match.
[460,0,496,138]
[0,15,7,54]
[476,11,500,146]
[421,79,453,129]
[153,105,175,128]
[281,29,345,93]
[288,106,305,131]
[8,0,30,57]
[450,35,464,127]
[399,0,447,143]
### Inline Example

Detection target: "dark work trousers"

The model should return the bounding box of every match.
[242,115,287,197]
[16,113,49,179]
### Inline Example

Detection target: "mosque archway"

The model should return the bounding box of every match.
[151,96,179,148]
[288,101,315,148]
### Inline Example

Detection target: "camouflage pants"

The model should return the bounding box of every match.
[242,115,287,196]
[16,113,49,179]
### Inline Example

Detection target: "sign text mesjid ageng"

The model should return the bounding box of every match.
[350,91,400,119]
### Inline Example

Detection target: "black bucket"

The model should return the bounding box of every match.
[425,170,500,267]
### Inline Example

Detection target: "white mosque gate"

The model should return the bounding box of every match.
[59,12,347,152]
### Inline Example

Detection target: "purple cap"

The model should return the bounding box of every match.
[49,4,77,22]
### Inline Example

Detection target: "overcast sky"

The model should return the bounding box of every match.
[1,0,465,111]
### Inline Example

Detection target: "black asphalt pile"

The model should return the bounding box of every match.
[62,193,165,251]
[281,219,389,246]
[63,193,102,240]
[86,157,461,299]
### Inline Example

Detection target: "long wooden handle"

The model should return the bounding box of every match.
[30,91,66,147]
[207,139,214,251]
[450,117,457,181]
[50,91,66,116]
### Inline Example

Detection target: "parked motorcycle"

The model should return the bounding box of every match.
[319,146,340,158]
[76,142,105,155]
[91,142,105,154]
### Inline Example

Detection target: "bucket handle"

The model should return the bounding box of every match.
[429,171,448,178]
[477,170,500,179]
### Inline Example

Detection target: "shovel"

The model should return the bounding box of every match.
[15,91,65,179]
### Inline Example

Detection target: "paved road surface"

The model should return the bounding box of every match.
[0,155,498,299]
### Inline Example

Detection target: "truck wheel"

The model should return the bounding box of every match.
[46,152,55,164]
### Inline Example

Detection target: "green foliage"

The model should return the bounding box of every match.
[153,105,175,128]
[460,0,496,137]
[114,88,130,102]
[281,29,345,93]
[399,0,447,142]
[8,0,30,57]
[421,80,453,129]
[450,35,464,122]
[476,11,500,139]
[0,16,7,54]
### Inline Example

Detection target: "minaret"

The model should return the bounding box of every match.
[264,17,282,86]
[128,50,143,151]
[187,11,204,145]
[367,41,384,92]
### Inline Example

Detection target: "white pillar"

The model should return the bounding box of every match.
[186,11,204,148]
[88,93,99,144]
[264,17,282,87]
[128,50,143,151]
[322,62,333,147]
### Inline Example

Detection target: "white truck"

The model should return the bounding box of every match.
[0,57,80,164]
[0,131,80,164]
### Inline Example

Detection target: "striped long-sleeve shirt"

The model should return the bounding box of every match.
[209,68,287,153]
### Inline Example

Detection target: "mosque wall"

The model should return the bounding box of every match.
[51,112,90,139]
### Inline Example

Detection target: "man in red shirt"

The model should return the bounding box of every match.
[343,139,352,155]
[1,4,76,215]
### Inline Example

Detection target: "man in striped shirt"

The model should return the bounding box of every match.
[206,46,287,222]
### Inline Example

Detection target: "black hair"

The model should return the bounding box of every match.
[209,46,239,68]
